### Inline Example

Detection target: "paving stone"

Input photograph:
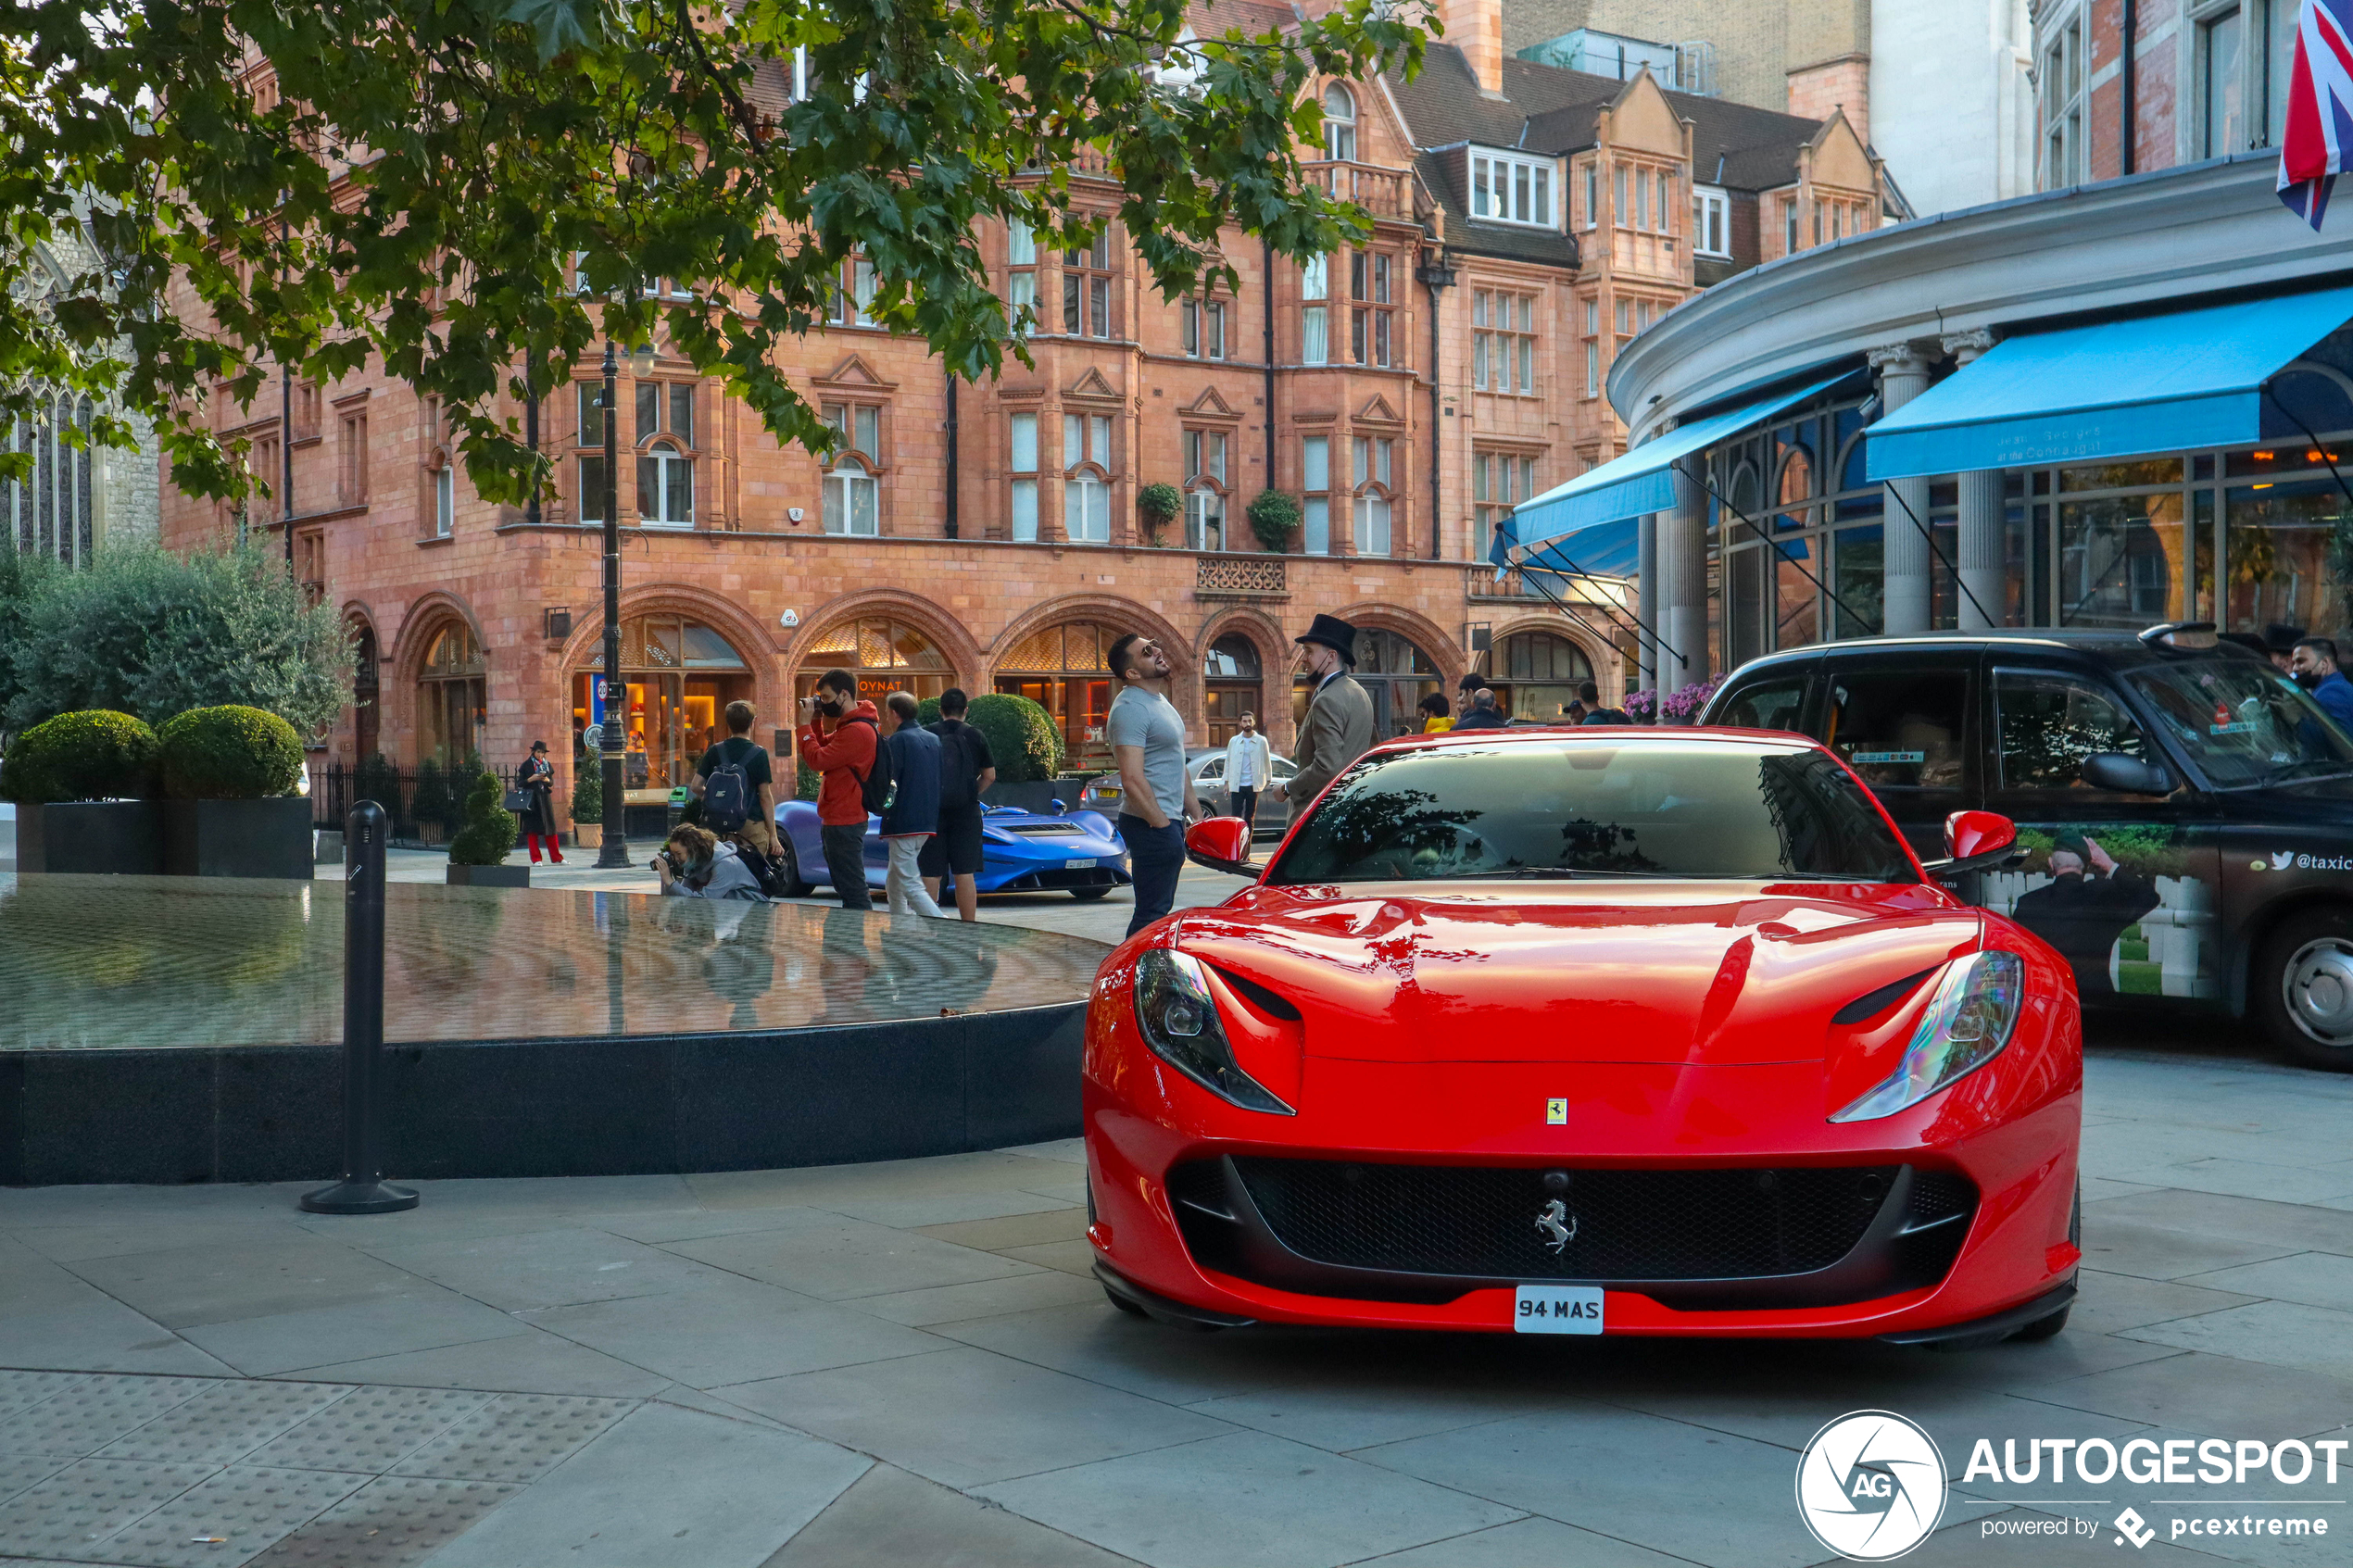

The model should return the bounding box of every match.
[93,1465,366,1568]
[0,1377,212,1460]
[97,1381,353,1467]
[0,1374,91,1427]
[242,1388,497,1475]
[0,1453,71,1509]
[253,1476,521,1568]
[761,1461,1144,1568]
[388,1394,634,1483]
[0,1457,213,1560]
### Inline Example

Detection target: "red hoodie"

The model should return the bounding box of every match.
[798,699,880,827]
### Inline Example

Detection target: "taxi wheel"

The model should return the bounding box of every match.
[2255,907,2353,1073]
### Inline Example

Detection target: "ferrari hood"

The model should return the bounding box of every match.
[1170,883,1979,1066]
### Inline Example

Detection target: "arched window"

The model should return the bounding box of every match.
[1185,429,1227,551]
[1352,433,1394,557]
[1,395,95,566]
[1322,83,1356,161]
[1496,631,1593,722]
[1775,444,1815,530]
[572,615,752,806]
[1202,633,1263,746]
[637,439,693,528]
[1064,470,1110,543]
[417,621,485,764]
[825,456,878,536]
[797,616,952,712]
[994,619,1119,759]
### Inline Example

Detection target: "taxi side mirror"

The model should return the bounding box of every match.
[1185,817,1255,876]
[2081,752,2172,796]
[1923,809,2024,880]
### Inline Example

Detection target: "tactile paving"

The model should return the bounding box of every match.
[0,1453,71,1509]
[91,1464,366,1568]
[251,1475,521,1568]
[387,1394,631,1484]
[97,1382,353,1468]
[241,1388,495,1476]
[0,1377,212,1460]
[0,1372,91,1426]
[0,1456,211,1560]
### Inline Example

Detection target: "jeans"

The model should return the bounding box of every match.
[821,822,872,910]
[885,835,944,918]
[1227,787,1257,832]
[1119,814,1187,939]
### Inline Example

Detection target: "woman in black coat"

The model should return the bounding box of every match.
[516,740,564,864]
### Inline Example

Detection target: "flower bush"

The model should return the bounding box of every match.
[1659,675,1724,723]
[1622,688,1657,724]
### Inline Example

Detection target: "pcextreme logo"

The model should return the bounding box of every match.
[1796,1411,1948,1561]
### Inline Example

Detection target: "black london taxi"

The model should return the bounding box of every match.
[1702,624,2353,1071]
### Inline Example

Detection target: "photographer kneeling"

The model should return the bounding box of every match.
[652,824,768,903]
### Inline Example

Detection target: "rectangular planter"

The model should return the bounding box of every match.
[447,862,531,888]
[15,801,166,875]
[162,797,315,880]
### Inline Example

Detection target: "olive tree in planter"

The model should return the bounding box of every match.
[1247,489,1302,554]
[447,768,526,886]
[157,705,313,879]
[1,710,165,873]
[1137,483,1182,547]
[569,760,602,849]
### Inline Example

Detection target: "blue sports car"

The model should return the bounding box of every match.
[771,798,1132,899]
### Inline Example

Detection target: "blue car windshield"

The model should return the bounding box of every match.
[1267,740,1916,884]
[2125,660,2353,789]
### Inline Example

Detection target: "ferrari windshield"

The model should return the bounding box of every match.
[1267,739,1916,884]
[2123,659,2353,789]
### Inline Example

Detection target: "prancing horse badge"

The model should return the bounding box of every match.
[1544,1098,1567,1125]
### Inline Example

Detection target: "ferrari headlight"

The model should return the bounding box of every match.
[1132,948,1293,1114]
[1831,950,2024,1123]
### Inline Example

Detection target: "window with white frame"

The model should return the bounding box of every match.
[1654,166,1674,232]
[1349,250,1393,367]
[1063,410,1113,542]
[1005,219,1038,321]
[1469,149,1554,226]
[2199,5,2246,157]
[1472,288,1535,395]
[1633,167,1650,232]
[1783,196,1800,254]
[638,381,695,447]
[2038,9,2084,189]
[1582,296,1599,399]
[822,401,879,462]
[432,457,454,538]
[1692,185,1730,258]
[1352,434,1392,556]
[1184,428,1227,551]
[1302,255,1328,363]
[576,381,605,447]
[1182,296,1227,359]
[1473,450,1537,546]
[1322,83,1356,160]
[822,402,881,536]
[1582,161,1598,230]
[1063,231,1113,338]
[1009,411,1039,542]
[1302,435,1330,554]
[833,256,877,326]
[638,442,692,527]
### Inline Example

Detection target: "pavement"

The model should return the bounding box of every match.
[2,1015,2351,1567]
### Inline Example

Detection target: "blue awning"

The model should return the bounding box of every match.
[1505,371,1854,554]
[1866,286,2353,481]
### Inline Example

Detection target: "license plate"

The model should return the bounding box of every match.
[1063,859,1099,870]
[1513,1285,1604,1334]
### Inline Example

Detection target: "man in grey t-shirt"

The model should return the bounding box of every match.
[1105,632,1202,937]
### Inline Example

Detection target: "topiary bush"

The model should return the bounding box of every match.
[1246,488,1302,553]
[916,696,942,726]
[964,692,1063,783]
[570,759,602,824]
[797,758,821,802]
[157,705,305,799]
[0,710,159,803]
[447,768,519,865]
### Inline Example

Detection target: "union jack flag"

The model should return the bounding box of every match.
[2278,0,2353,229]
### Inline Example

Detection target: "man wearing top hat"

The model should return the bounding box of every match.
[1274,613,1377,812]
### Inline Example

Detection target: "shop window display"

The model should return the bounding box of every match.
[572,616,752,806]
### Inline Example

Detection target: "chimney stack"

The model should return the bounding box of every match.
[1442,0,1505,97]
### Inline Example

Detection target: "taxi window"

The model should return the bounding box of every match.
[1824,671,1969,790]
[1716,676,1810,735]
[1994,671,2149,792]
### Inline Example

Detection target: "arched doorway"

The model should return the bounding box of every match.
[796,615,953,710]
[571,615,754,809]
[1491,630,1593,722]
[1202,633,1263,747]
[1295,626,1439,740]
[994,620,1117,767]
[416,621,485,764]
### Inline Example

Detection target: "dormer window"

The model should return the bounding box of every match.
[1469,150,1554,228]
[1322,84,1356,160]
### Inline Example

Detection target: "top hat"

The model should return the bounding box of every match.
[1294,613,1360,660]
[2266,623,2308,654]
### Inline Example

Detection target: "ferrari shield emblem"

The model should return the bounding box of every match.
[1544,1098,1567,1125]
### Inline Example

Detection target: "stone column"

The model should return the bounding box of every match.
[1656,461,1708,692]
[1870,343,1934,634]
[1942,330,2004,630]
[1636,510,1658,695]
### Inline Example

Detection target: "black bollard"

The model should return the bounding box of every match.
[300,800,420,1215]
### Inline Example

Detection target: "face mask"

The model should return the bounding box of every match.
[2294,669,2323,690]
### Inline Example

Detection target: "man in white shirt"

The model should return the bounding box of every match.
[1223,712,1270,835]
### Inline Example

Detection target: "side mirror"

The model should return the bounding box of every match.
[1921,809,2023,881]
[1185,816,1255,876]
[2081,752,2172,796]
[1050,798,1066,814]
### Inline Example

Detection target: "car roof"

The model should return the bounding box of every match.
[1359,725,1823,761]
[1718,628,2269,680]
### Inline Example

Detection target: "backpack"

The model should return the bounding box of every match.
[934,722,980,809]
[730,836,791,899]
[702,751,752,834]
[847,716,896,814]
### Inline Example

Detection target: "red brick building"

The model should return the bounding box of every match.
[162,0,1894,817]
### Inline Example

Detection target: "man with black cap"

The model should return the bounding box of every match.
[2267,624,2307,675]
[1273,613,1375,810]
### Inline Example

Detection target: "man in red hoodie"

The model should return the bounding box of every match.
[796,667,879,910]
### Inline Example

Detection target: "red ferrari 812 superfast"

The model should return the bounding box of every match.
[1085,728,2082,1347]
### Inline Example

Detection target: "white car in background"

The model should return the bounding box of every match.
[1076,748,1299,835]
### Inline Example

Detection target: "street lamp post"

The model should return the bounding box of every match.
[595,341,631,869]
